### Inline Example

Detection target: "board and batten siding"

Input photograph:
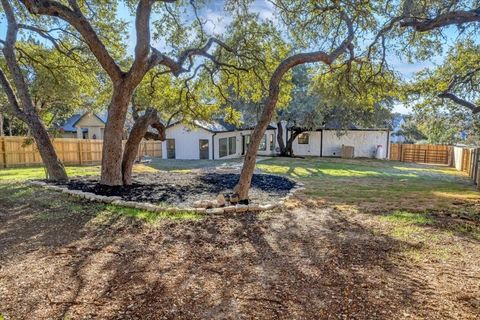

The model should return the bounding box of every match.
[291,130,389,159]
[74,113,105,140]
[162,123,213,160]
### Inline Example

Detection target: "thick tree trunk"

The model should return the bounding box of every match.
[234,32,355,200]
[100,85,134,186]
[285,130,302,157]
[121,108,165,185]
[27,115,68,181]
[234,96,279,201]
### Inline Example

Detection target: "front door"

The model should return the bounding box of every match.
[199,139,209,159]
[167,139,175,159]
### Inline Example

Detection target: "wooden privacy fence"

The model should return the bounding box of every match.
[0,136,162,168]
[389,144,452,165]
[453,146,480,184]
[390,143,480,187]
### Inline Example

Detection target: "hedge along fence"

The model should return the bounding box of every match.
[0,136,162,168]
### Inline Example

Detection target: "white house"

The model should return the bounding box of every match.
[162,120,278,160]
[58,112,106,140]
[289,128,390,159]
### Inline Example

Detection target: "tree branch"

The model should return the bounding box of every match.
[20,0,123,82]
[148,37,245,76]
[0,68,27,120]
[400,6,480,32]
[438,92,480,114]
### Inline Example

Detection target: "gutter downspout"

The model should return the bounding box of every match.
[212,133,216,160]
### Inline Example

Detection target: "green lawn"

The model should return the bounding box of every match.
[0,157,478,235]
[257,157,478,211]
[258,157,480,241]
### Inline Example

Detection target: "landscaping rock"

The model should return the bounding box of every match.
[223,206,236,213]
[216,194,226,207]
[235,204,249,213]
[206,208,224,214]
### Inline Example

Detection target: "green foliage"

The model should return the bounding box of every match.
[214,15,294,112]
[277,62,398,130]
[403,40,480,144]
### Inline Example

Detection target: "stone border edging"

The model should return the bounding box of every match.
[27,180,305,214]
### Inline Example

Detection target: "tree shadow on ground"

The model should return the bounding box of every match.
[1,183,479,319]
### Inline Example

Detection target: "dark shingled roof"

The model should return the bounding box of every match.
[169,119,276,133]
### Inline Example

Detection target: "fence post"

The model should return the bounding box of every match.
[477,149,480,190]
[1,137,6,168]
[78,140,83,165]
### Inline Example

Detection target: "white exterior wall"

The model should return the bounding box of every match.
[290,131,322,156]
[323,130,389,158]
[291,130,389,159]
[162,123,213,160]
[162,123,278,160]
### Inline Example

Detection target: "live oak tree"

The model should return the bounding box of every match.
[394,0,480,114]
[229,0,394,200]
[20,0,249,186]
[122,70,228,185]
[0,0,69,180]
[0,0,110,180]
[276,64,397,156]
[232,0,480,200]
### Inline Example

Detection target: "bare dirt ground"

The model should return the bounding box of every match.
[1,185,479,319]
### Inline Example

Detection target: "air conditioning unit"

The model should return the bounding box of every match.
[341,145,354,158]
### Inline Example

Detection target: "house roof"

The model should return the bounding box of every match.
[168,119,277,133]
[289,118,389,131]
[59,112,107,132]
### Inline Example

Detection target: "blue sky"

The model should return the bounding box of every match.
[1,1,475,115]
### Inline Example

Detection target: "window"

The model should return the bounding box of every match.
[269,134,275,151]
[219,136,237,158]
[258,134,267,151]
[228,137,236,155]
[298,133,309,144]
[219,138,228,158]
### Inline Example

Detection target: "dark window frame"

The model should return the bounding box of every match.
[298,133,309,144]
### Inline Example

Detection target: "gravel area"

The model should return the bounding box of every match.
[51,172,296,207]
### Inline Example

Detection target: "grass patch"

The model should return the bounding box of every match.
[380,211,433,225]
[0,166,100,181]
[103,204,203,223]
[0,164,158,181]
[257,157,479,212]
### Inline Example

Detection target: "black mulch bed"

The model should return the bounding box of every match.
[52,172,296,207]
